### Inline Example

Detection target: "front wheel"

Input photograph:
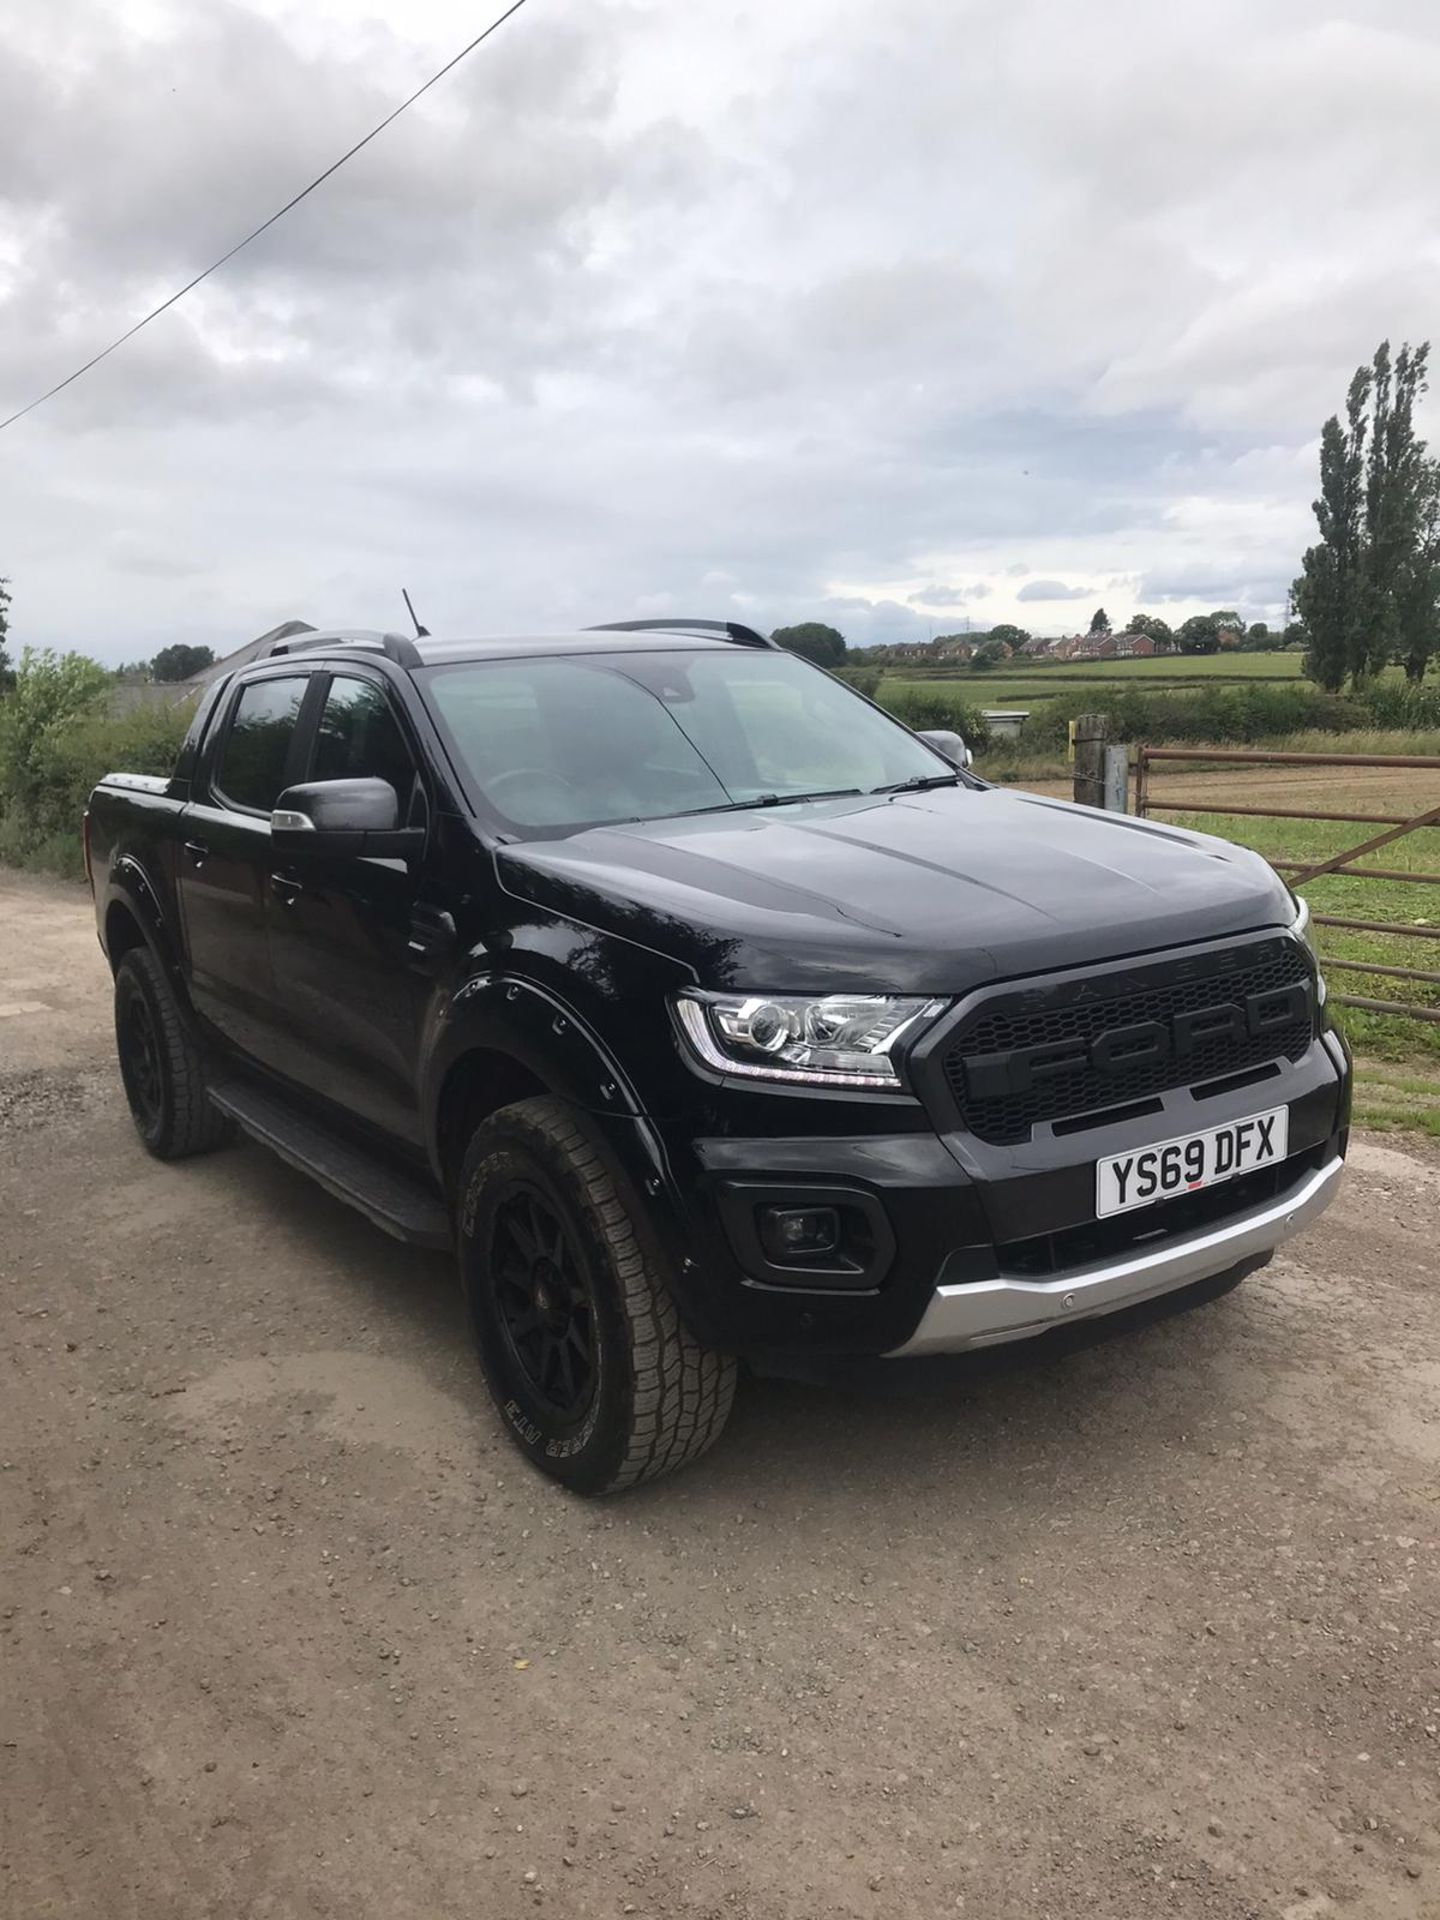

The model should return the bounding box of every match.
[458,1097,736,1494]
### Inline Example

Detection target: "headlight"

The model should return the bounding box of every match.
[1291,895,1327,1008]
[673,991,943,1089]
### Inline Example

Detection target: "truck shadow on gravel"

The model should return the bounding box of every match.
[230,1139,1256,1514]
[686,1279,1251,1518]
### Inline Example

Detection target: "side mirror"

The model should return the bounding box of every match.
[271,778,425,858]
[916,727,973,770]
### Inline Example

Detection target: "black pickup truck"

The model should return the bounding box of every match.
[86,619,1350,1492]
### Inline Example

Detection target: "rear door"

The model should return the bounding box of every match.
[176,670,313,1070]
[264,669,434,1145]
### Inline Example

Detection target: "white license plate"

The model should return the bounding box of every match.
[1095,1107,1288,1218]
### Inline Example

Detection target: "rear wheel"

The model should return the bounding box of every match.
[114,947,233,1159]
[458,1096,736,1494]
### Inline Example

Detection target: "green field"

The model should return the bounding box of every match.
[882,654,1313,709]
[884,653,1309,702]
[1011,651,1307,681]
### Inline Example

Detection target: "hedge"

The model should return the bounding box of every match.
[1358,681,1440,729]
[991,684,1371,750]
[0,649,193,877]
[879,679,1440,753]
[877,683,993,750]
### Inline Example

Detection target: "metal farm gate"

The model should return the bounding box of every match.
[1133,746,1440,1027]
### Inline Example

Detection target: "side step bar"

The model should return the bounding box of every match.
[209,1081,452,1251]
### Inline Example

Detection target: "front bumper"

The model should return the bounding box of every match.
[888,1148,1343,1356]
[651,1027,1351,1363]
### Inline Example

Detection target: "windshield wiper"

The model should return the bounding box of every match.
[666,787,864,820]
[870,772,962,795]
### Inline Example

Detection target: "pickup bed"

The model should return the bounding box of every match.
[87,618,1350,1492]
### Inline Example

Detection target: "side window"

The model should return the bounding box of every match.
[312,677,417,805]
[215,677,308,813]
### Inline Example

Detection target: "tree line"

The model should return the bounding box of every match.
[771,609,1304,670]
[115,643,218,682]
[1294,339,1438,688]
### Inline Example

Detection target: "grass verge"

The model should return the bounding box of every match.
[1350,1061,1440,1140]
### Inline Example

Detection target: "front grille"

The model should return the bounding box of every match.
[940,937,1314,1145]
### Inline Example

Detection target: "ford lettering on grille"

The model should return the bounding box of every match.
[965,982,1312,1101]
[937,939,1317,1145]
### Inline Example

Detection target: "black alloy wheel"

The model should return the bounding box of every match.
[490,1184,597,1424]
[111,947,234,1159]
[118,987,164,1132]
[457,1096,737,1494]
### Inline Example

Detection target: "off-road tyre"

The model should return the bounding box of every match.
[113,947,233,1160]
[458,1096,736,1494]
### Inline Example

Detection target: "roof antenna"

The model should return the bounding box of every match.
[401,588,430,638]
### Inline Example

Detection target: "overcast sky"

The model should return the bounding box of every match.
[2,0,1439,663]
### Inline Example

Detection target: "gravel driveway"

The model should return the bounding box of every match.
[2,868,1437,1919]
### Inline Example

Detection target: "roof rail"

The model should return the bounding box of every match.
[587,618,776,651]
[266,628,423,668]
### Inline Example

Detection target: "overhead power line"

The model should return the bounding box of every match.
[0,0,533,436]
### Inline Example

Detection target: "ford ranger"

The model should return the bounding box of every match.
[85,620,1349,1492]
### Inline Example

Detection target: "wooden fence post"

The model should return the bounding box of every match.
[1072,714,1108,808]
[1102,744,1130,813]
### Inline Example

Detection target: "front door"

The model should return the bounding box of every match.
[264,670,433,1145]
[177,671,311,1071]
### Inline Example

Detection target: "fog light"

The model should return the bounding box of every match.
[758,1205,840,1264]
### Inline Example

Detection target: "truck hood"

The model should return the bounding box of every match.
[497,785,1295,995]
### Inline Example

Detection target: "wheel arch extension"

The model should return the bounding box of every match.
[101,859,191,1003]
[434,1048,550,1193]
[428,977,662,1200]
[104,896,147,967]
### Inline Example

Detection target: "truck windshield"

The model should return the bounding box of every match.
[418,649,953,835]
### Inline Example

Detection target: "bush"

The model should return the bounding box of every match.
[1358,681,1440,729]
[0,648,111,805]
[879,683,992,751]
[1017,683,1369,749]
[0,648,193,875]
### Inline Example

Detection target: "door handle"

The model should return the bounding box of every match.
[407,907,456,965]
[183,839,209,866]
[269,872,304,906]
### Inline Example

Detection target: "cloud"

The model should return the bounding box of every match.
[1137,564,1294,609]
[1016,580,1094,603]
[1,0,1438,660]
[907,583,989,607]
[104,533,210,579]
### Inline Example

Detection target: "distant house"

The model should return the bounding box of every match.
[1113,631,1156,658]
[1018,637,1053,659]
[1051,635,1085,659]
[880,637,975,665]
